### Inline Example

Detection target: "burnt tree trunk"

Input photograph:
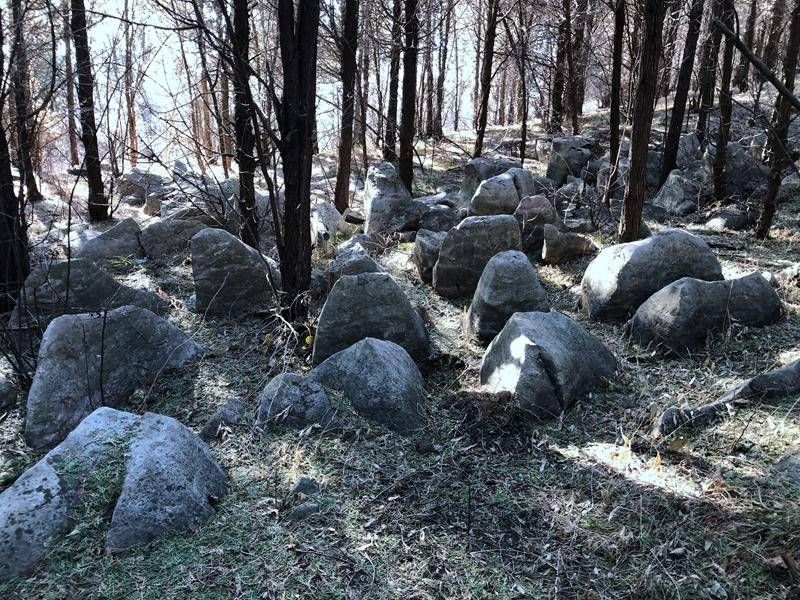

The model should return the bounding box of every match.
[695,0,724,146]
[473,0,499,157]
[712,0,735,203]
[63,2,79,167]
[71,0,107,221]
[334,0,360,213]
[660,0,705,185]
[432,0,452,139]
[618,0,670,242]
[398,0,419,190]
[383,0,403,160]
[763,0,788,73]
[756,0,800,238]
[732,0,758,91]
[602,0,625,206]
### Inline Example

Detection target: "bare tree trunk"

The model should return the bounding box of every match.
[123,0,138,168]
[472,0,482,129]
[732,0,758,91]
[473,0,498,157]
[398,0,419,190]
[232,0,258,248]
[497,65,507,124]
[219,57,233,174]
[71,0,107,221]
[762,0,788,73]
[562,0,579,134]
[660,0,704,184]
[571,0,591,116]
[602,0,625,206]
[11,0,43,203]
[712,0,735,203]
[618,0,670,242]
[696,0,723,146]
[63,2,79,167]
[277,0,320,318]
[756,0,800,238]
[383,0,402,160]
[548,7,568,133]
[358,0,370,170]
[432,0,452,139]
[334,0,360,213]
[423,2,435,137]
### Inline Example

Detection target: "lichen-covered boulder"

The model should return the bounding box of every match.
[312,272,430,365]
[25,306,203,450]
[413,229,447,284]
[433,215,521,298]
[460,155,522,201]
[480,312,617,419]
[466,251,549,341]
[309,338,426,434]
[364,162,426,234]
[629,273,783,353]
[140,219,206,258]
[581,228,723,321]
[541,224,598,264]
[546,136,594,186]
[190,228,281,316]
[320,245,383,296]
[469,172,521,216]
[73,217,143,261]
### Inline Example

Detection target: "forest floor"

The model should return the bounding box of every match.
[2,109,800,599]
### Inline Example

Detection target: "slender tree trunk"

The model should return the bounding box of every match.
[732,0,758,91]
[398,0,419,190]
[571,0,590,116]
[712,0,735,203]
[497,66,507,125]
[756,0,800,238]
[562,0,579,134]
[334,0,360,213]
[696,0,723,146]
[358,1,370,170]
[618,0,670,242]
[71,0,107,221]
[432,0,451,139]
[660,0,704,184]
[277,0,320,318]
[423,3,435,137]
[123,0,138,168]
[549,8,568,133]
[763,0,788,73]
[473,0,498,157]
[232,0,258,248]
[472,0,482,129]
[63,3,79,167]
[383,0,402,160]
[602,0,625,206]
[219,58,233,174]
[11,0,43,203]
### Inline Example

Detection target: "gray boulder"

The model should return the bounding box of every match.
[191,228,281,316]
[199,397,248,441]
[629,273,782,353]
[581,228,723,321]
[7,258,168,333]
[140,219,206,257]
[461,155,522,201]
[0,373,16,410]
[311,201,346,248]
[255,372,334,428]
[320,245,383,295]
[704,207,757,232]
[704,141,768,199]
[106,412,227,552]
[433,215,521,298]
[364,162,426,234]
[546,136,594,186]
[419,204,461,232]
[466,250,550,341]
[514,195,565,254]
[507,169,554,198]
[541,224,598,264]
[309,338,425,434]
[25,306,203,449]
[73,218,143,261]
[312,272,430,365]
[677,132,701,168]
[469,172,521,216]
[115,167,168,203]
[413,229,447,284]
[338,233,385,256]
[480,312,617,419]
[0,407,225,581]
[653,169,703,216]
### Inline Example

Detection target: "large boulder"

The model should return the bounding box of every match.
[704,207,757,232]
[310,201,346,247]
[480,312,617,419]
[581,228,723,321]
[0,407,226,581]
[466,250,550,341]
[190,228,281,316]
[115,167,168,204]
[7,258,168,334]
[364,162,426,234]
[653,169,703,216]
[413,229,447,284]
[25,306,203,449]
[514,195,565,254]
[469,172,521,216]
[140,219,206,258]
[541,224,598,264]
[546,136,594,187]
[312,272,430,365]
[460,155,522,201]
[73,218,143,261]
[677,132,701,168]
[704,141,768,199]
[255,373,334,429]
[309,338,425,434]
[319,245,383,296]
[432,215,521,298]
[629,273,782,353]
